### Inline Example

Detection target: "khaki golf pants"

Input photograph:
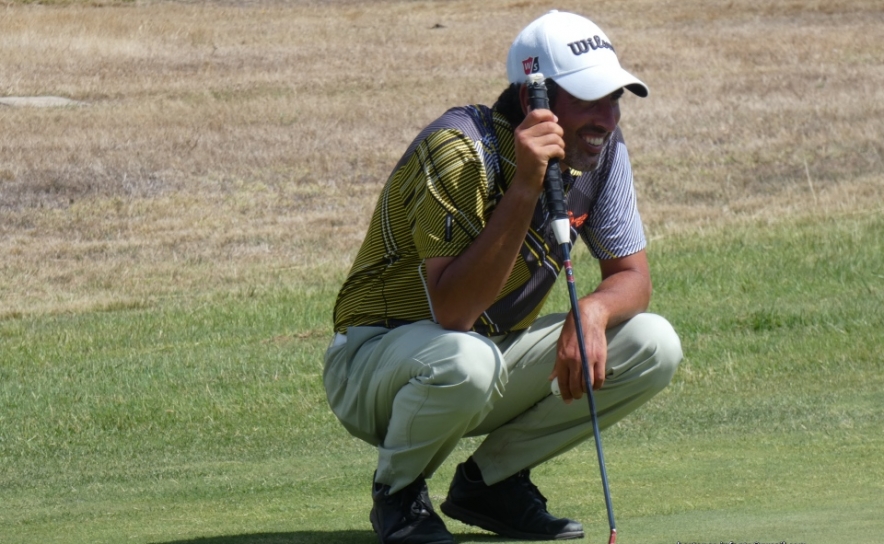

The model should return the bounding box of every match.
[323,312,681,493]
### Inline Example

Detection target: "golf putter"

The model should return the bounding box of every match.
[526,73,618,544]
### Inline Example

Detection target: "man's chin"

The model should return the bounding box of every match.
[563,157,600,174]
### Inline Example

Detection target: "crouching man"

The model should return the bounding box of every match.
[323,10,682,543]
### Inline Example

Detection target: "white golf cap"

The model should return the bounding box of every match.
[506,10,648,101]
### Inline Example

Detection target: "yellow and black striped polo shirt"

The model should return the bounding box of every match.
[333,105,645,336]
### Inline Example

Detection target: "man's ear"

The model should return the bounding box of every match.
[518,84,530,116]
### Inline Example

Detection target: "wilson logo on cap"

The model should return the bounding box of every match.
[521,56,540,75]
[566,36,615,56]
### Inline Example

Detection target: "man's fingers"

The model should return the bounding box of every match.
[520,120,564,155]
[524,107,559,126]
[568,361,585,400]
[593,362,605,390]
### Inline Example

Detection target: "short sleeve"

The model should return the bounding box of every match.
[405,129,490,259]
[578,138,647,259]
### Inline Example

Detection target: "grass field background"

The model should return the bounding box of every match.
[2,0,883,543]
[3,213,882,543]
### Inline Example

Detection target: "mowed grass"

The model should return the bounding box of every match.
[2,210,882,544]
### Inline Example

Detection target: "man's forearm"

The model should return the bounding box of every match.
[425,107,565,331]
[427,184,540,331]
[581,251,652,331]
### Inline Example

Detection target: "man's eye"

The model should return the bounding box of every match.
[611,89,625,101]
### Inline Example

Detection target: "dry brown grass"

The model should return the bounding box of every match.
[1,0,882,318]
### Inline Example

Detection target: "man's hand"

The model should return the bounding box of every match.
[552,301,609,403]
[511,108,564,197]
[548,250,652,403]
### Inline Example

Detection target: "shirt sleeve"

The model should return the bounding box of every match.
[578,137,647,260]
[406,128,490,259]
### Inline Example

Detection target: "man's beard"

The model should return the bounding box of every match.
[562,137,605,173]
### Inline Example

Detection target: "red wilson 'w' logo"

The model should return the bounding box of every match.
[522,57,539,75]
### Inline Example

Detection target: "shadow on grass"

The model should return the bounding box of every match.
[153,531,522,543]
[151,532,373,544]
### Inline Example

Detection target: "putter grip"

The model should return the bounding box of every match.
[526,76,568,222]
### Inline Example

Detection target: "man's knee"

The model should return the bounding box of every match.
[414,332,505,412]
[635,313,681,388]
[608,313,682,391]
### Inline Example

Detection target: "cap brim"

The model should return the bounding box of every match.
[553,65,648,101]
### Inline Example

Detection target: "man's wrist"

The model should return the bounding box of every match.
[578,296,611,331]
[504,174,543,204]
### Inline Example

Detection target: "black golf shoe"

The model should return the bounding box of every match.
[370,476,455,544]
[440,460,584,540]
